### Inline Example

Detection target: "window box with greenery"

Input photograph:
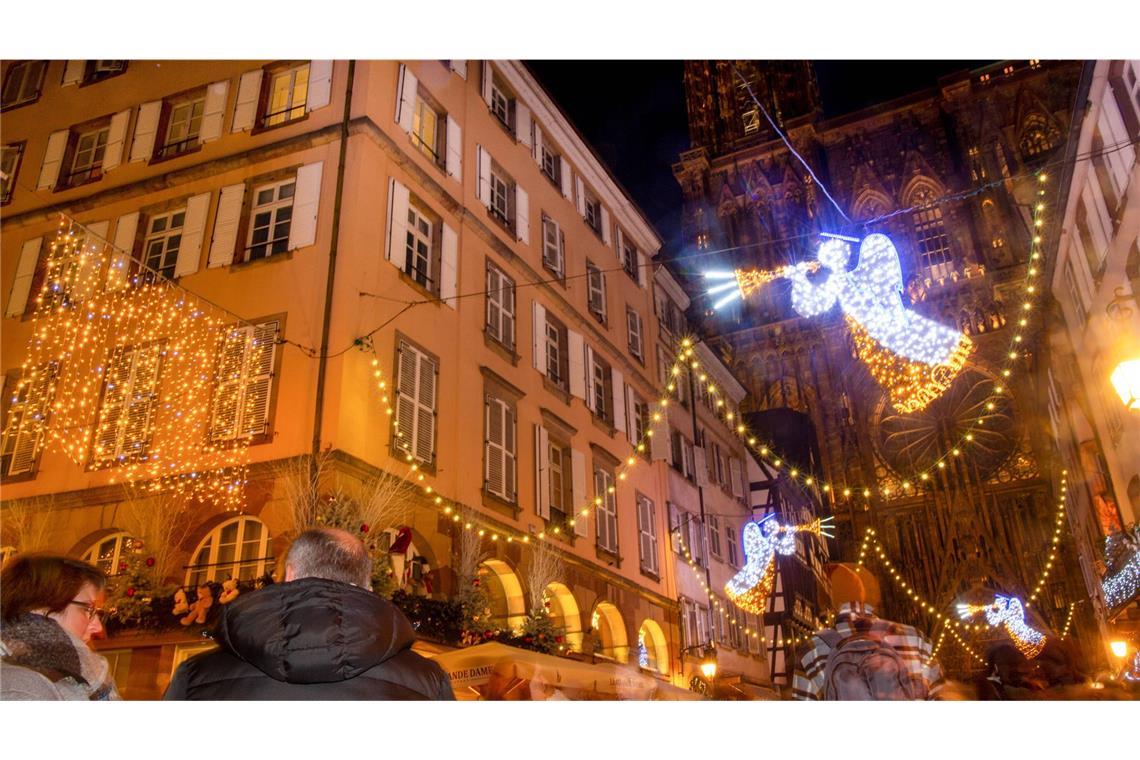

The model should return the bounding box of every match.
[2,61,46,111]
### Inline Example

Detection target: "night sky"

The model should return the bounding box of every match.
[525,60,996,257]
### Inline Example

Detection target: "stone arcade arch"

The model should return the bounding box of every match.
[591,601,629,663]
[478,558,526,632]
[544,581,582,651]
[637,619,669,675]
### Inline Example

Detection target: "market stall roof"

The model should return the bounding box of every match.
[430,642,700,700]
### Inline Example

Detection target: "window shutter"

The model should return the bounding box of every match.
[414,350,436,465]
[289,161,324,251]
[612,368,626,433]
[531,301,547,372]
[575,175,586,216]
[568,329,585,400]
[480,61,493,106]
[386,178,410,271]
[200,80,230,143]
[615,227,624,263]
[175,192,212,279]
[476,145,491,208]
[571,449,588,537]
[5,366,57,476]
[532,124,543,165]
[535,424,551,519]
[449,60,467,79]
[72,221,108,303]
[486,266,502,342]
[208,183,246,268]
[231,69,263,133]
[445,115,462,182]
[6,238,42,318]
[694,445,709,486]
[485,398,503,497]
[515,184,529,244]
[504,404,516,501]
[130,101,162,163]
[730,458,744,498]
[210,325,247,441]
[395,64,417,133]
[240,321,278,437]
[600,206,611,246]
[101,109,131,172]
[37,130,68,190]
[650,415,669,461]
[560,159,573,200]
[394,343,417,457]
[583,345,596,412]
[107,212,139,292]
[517,102,532,148]
[306,60,333,112]
[62,61,85,86]
[637,252,649,289]
[627,310,643,359]
[440,222,457,308]
[625,384,636,440]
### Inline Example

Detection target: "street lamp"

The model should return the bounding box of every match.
[1110,358,1140,411]
[1110,639,1128,659]
[699,645,718,680]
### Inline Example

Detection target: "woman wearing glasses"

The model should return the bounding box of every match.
[1,554,121,700]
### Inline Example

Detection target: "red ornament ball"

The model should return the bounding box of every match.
[360,523,369,533]
[145,557,155,567]
[126,587,136,597]
[118,561,128,571]
[555,635,563,643]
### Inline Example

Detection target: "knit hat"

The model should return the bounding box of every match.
[827,563,866,606]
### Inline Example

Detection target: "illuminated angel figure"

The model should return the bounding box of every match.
[707,234,973,414]
[957,595,1046,660]
[725,514,834,614]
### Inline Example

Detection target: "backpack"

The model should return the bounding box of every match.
[819,630,924,700]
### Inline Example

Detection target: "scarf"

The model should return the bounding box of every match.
[0,613,120,700]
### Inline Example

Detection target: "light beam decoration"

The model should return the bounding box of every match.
[707,233,973,413]
[957,595,1046,660]
[1102,525,1140,609]
[725,514,834,614]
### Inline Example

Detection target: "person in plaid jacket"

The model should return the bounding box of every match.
[792,564,945,700]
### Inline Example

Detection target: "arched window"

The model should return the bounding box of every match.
[637,620,669,675]
[591,601,629,663]
[1019,113,1057,158]
[910,186,952,281]
[83,532,142,576]
[185,516,272,587]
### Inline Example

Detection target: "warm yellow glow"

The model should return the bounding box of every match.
[1110,640,1128,658]
[1110,358,1140,410]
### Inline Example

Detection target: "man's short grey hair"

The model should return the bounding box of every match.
[285,528,373,588]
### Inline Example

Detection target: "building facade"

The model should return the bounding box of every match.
[1,60,700,697]
[673,59,1095,676]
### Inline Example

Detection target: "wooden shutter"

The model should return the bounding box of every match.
[560,159,573,200]
[6,238,42,318]
[600,206,611,246]
[395,341,437,464]
[531,301,547,373]
[534,424,550,519]
[107,212,139,291]
[575,175,586,216]
[200,80,230,143]
[445,115,462,182]
[475,145,491,207]
[730,458,744,498]
[386,178,411,272]
[637,252,649,288]
[289,161,323,251]
[102,109,131,172]
[208,183,245,268]
[571,449,588,537]
[175,192,212,278]
[694,445,709,486]
[568,329,585,400]
[121,343,163,457]
[37,130,68,190]
[515,184,529,244]
[130,101,162,163]
[532,124,543,165]
[240,321,278,437]
[612,368,626,433]
[650,414,669,461]
[487,265,505,344]
[480,61,493,106]
[231,69,263,132]
[414,348,437,465]
[627,310,643,359]
[62,61,84,86]
[615,227,624,264]
[639,497,658,575]
[449,60,467,79]
[485,397,509,499]
[210,326,247,441]
[625,384,637,440]
[395,64,417,133]
[306,61,333,112]
[72,221,107,303]
[583,345,596,412]
[4,366,57,476]
[517,102,532,148]
[440,222,457,309]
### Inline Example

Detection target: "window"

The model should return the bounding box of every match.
[411,92,443,163]
[967,146,987,183]
[92,343,164,465]
[394,339,437,466]
[83,60,127,85]
[911,187,951,280]
[404,200,440,290]
[670,430,695,481]
[186,516,272,587]
[157,94,205,160]
[545,313,569,390]
[1,61,47,109]
[83,532,141,576]
[547,437,572,525]
[1063,261,1087,327]
[210,321,279,442]
[261,63,310,128]
[584,192,602,235]
[595,465,618,553]
[621,235,639,281]
[637,494,659,575]
[489,74,515,133]
[681,597,709,648]
[489,163,513,229]
[1,143,23,203]
[726,523,739,568]
[485,262,516,350]
[65,124,110,186]
[143,209,186,280]
[586,260,606,322]
[1019,113,1056,158]
[708,514,722,559]
[742,108,760,134]
[588,350,612,423]
[626,308,644,362]
[541,141,561,185]
[629,393,649,449]
[1,364,58,478]
[542,214,564,278]
[246,179,296,262]
[484,393,517,502]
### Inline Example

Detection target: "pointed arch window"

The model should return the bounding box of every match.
[1019,113,1058,158]
[910,186,952,281]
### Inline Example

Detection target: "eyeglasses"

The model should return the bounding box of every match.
[68,600,105,620]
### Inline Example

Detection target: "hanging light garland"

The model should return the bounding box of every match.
[1059,602,1077,641]
[957,595,1047,660]
[1101,524,1140,609]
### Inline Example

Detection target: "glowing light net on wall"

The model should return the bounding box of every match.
[725,514,834,614]
[957,595,1046,660]
[706,233,973,414]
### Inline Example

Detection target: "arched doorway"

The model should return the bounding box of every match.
[637,619,669,675]
[544,582,582,652]
[591,601,629,663]
[478,559,526,632]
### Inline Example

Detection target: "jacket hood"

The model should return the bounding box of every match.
[213,577,417,684]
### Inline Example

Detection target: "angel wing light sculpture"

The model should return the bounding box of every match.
[725,514,834,614]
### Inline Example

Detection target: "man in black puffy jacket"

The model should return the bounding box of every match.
[164,527,455,700]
